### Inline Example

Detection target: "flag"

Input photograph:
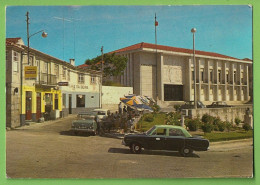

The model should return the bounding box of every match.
[155,20,158,26]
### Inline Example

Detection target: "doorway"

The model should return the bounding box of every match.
[69,94,72,114]
[36,92,41,120]
[26,91,32,120]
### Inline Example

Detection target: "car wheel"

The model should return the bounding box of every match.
[131,143,142,154]
[179,147,193,157]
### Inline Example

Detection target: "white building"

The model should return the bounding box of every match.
[109,42,253,107]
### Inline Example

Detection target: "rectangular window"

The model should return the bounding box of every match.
[62,67,66,79]
[218,70,221,83]
[210,70,213,82]
[226,71,229,83]
[44,62,48,73]
[191,70,194,81]
[241,72,244,83]
[13,61,19,72]
[78,74,84,84]
[54,64,59,76]
[76,94,85,107]
[91,76,96,84]
[13,51,19,62]
[67,70,70,81]
[234,71,237,82]
[201,70,204,82]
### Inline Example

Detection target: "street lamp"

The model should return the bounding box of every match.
[26,11,48,65]
[191,28,197,109]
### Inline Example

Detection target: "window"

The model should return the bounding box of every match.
[152,128,166,136]
[218,70,221,83]
[234,71,237,82]
[226,71,229,83]
[91,76,96,84]
[210,70,213,82]
[78,74,84,84]
[67,70,70,81]
[13,61,19,72]
[201,70,204,82]
[169,128,185,136]
[241,72,244,83]
[191,70,194,81]
[76,94,85,107]
[13,51,19,62]
[44,62,48,73]
[62,67,66,79]
[54,64,59,76]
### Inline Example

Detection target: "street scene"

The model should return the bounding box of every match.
[6,116,253,178]
[5,5,253,179]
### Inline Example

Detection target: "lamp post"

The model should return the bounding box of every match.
[100,46,104,108]
[191,28,197,109]
[21,11,47,125]
[26,11,48,65]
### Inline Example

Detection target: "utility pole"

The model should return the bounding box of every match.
[26,11,30,65]
[100,46,104,108]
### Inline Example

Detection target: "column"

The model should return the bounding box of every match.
[157,53,164,101]
[245,65,249,101]
[187,58,192,101]
[223,62,227,101]
[197,59,201,101]
[206,60,210,101]
[214,61,219,101]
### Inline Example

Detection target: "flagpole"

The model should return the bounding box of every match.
[155,13,158,101]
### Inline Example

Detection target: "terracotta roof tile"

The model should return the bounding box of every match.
[110,42,244,61]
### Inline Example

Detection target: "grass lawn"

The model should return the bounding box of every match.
[201,130,253,142]
[137,113,253,142]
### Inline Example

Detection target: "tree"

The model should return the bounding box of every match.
[85,53,127,77]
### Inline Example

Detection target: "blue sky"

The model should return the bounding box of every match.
[6,5,252,66]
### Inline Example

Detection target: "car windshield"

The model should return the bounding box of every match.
[146,126,156,135]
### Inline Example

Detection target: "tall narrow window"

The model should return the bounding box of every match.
[78,74,84,84]
[218,70,221,83]
[210,70,213,82]
[234,71,237,83]
[62,67,66,79]
[91,76,96,84]
[201,70,204,82]
[67,70,70,81]
[54,64,59,76]
[226,71,229,83]
[192,70,194,81]
[241,71,244,84]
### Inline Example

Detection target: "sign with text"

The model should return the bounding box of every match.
[24,66,37,78]
[58,82,69,86]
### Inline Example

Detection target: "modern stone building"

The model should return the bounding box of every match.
[109,42,253,107]
[6,38,101,128]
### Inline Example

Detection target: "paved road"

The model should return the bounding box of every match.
[6,115,253,178]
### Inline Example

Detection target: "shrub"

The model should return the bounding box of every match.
[201,114,214,124]
[225,121,232,132]
[143,114,154,122]
[212,117,221,131]
[185,118,201,131]
[235,117,241,126]
[201,122,214,133]
[217,121,226,132]
[243,123,252,131]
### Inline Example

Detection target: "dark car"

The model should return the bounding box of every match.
[122,125,209,157]
[180,101,206,110]
[207,101,232,108]
[71,112,98,135]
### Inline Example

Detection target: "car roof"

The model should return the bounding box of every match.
[153,125,192,137]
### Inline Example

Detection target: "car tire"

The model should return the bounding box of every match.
[179,147,193,157]
[131,143,142,154]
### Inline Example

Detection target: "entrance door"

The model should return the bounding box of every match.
[69,94,72,114]
[36,93,41,120]
[26,91,32,120]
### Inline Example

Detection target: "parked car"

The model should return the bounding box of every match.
[122,125,209,157]
[207,101,232,108]
[71,112,98,135]
[180,101,206,110]
[93,109,110,123]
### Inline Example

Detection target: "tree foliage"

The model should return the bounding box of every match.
[85,53,127,77]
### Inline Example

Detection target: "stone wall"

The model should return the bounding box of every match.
[189,105,253,126]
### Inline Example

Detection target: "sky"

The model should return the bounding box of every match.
[6,5,252,66]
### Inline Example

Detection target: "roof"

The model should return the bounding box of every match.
[110,42,250,61]
[6,37,24,47]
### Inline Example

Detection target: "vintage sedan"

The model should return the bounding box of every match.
[71,112,98,136]
[207,101,232,108]
[122,125,209,156]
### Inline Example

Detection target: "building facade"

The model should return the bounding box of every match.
[6,38,101,128]
[110,42,253,107]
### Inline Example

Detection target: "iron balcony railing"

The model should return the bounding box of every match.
[37,73,57,85]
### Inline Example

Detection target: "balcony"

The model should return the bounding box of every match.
[37,73,57,86]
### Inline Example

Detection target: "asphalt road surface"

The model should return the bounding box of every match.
[6,115,254,178]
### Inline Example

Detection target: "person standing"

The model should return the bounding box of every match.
[118,102,123,114]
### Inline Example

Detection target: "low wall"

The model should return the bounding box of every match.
[102,86,133,112]
[188,105,253,126]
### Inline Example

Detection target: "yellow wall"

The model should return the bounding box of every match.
[21,85,62,115]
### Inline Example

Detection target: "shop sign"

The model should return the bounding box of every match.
[24,66,37,78]
[58,82,69,86]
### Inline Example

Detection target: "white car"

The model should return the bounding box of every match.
[93,109,110,122]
